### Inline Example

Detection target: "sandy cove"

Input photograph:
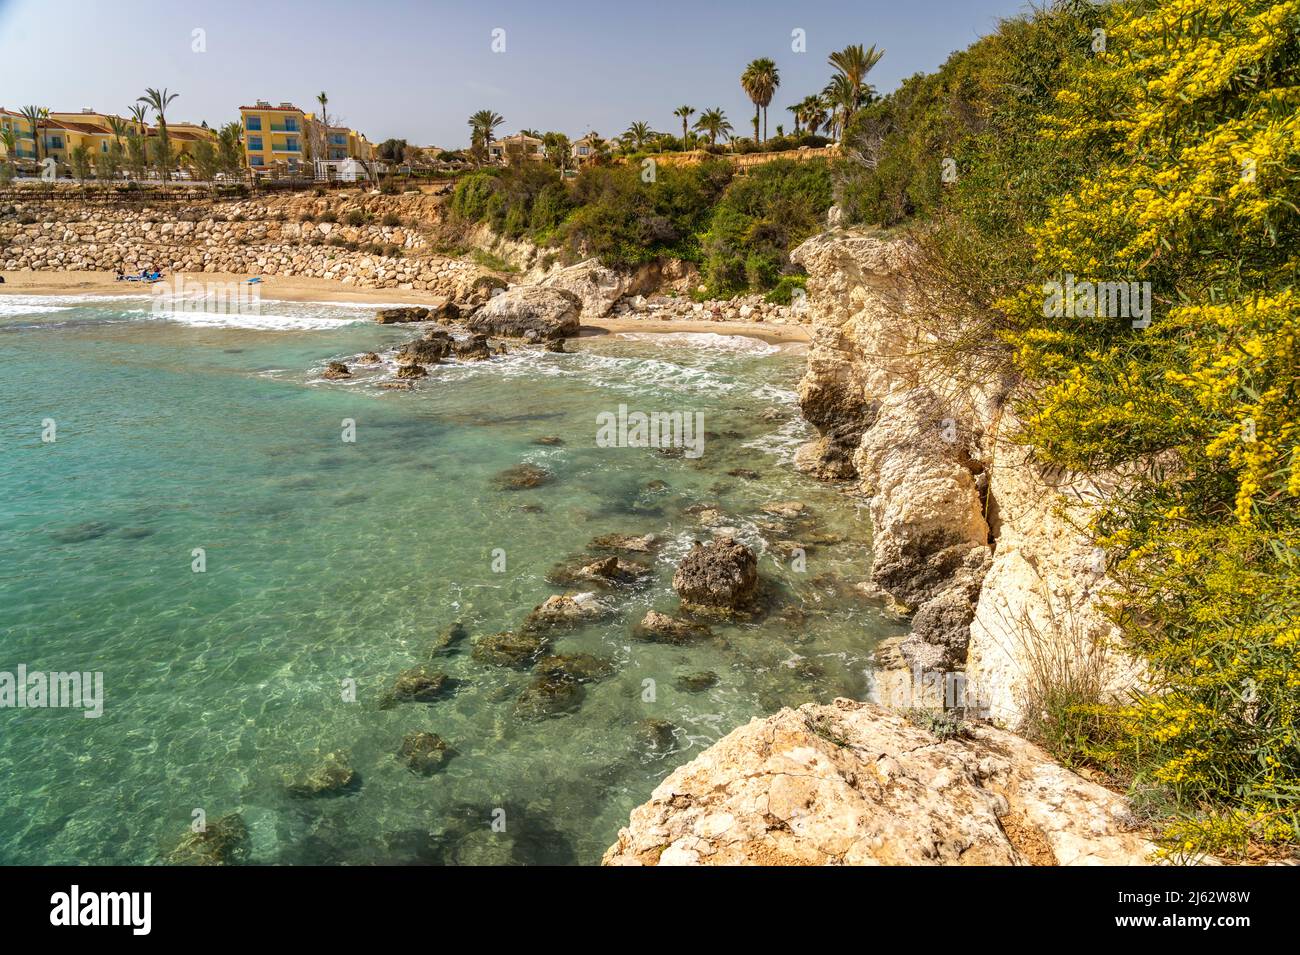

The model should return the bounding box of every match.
[0,270,810,345]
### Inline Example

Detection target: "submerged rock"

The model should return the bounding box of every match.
[284,752,357,798]
[588,532,659,554]
[636,719,678,753]
[522,593,610,632]
[513,674,586,722]
[471,630,550,669]
[547,554,652,590]
[533,435,566,446]
[674,671,719,693]
[603,699,1156,866]
[165,813,248,866]
[632,610,711,645]
[399,732,455,776]
[389,665,453,703]
[492,463,552,490]
[671,538,758,611]
[322,361,352,380]
[429,621,469,657]
[535,653,616,684]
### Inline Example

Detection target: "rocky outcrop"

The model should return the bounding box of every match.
[467,286,580,340]
[671,538,758,611]
[856,387,990,669]
[535,258,630,318]
[791,229,1134,726]
[603,699,1154,866]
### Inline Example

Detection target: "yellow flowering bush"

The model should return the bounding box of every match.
[1006,0,1300,853]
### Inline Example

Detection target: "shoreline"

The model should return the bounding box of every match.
[0,270,811,343]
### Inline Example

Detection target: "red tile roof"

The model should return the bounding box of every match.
[239,105,302,112]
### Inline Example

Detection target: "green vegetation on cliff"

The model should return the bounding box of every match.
[836,0,1300,857]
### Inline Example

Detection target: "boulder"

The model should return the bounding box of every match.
[522,593,610,632]
[536,258,628,317]
[671,538,758,610]
[632,610,711,645]
[603,699,1155,866]
[389,665,453,703]
[322,361,351,380]
[396,334,451,365]
[356,352,382,364]
[492,463,551,490]
[395,363,427,380]
[471,630,550,669]
[399,732,455,776]
[452,333,494,361]
[467,286,580,341]
[283,752,357,798]
[165,813,248,866]
[375,306,429,324]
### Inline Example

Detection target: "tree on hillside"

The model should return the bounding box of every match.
[673,105,695,146]
[624,121,654,151]
[693,107,733,146]
[741,58,780,143]
[467,109,504,165]
[828,43,884,118]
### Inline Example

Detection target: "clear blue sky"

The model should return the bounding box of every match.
[0,0,1032,147]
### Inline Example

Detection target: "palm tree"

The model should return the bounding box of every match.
[467,109,504,164]
[828,43,884,119]
[0,125,16,179]
[692,107,733,147]
[315,91,330,160]
[673,105,694,146]
[822,75,859,140]
[138,87,179,180]
[216,121,244,176]
[741,58,780,143]
[624,121,653,151]
[797,95,828,137]
[18,105,46,166]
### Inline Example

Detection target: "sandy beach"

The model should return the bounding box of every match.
[0,269,811,343]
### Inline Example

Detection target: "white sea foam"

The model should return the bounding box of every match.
[0,302,75,317]
[616,331,779,356]
[152,309,360,331]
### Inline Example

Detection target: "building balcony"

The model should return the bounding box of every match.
[271,145,301,153]
[270,124,300,133]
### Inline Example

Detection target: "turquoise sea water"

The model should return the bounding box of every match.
[0,294,902,865]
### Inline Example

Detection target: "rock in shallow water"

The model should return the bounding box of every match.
[671,537,758,611]
[632,610,711,645]
[492,463,552,490]
[283,752,357,798]
[165,812,248,865]
[471,630,550,669]
[399,732,455,776]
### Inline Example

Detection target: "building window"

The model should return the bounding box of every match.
[248,136,263,151]
[245,116,262,131]
[249,154,263,166]
[283,119,299,132]
[284,137,299,152]
[45,136,64,149]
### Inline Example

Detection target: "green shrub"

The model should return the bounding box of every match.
[344,209,368,226]
[381,212,402,227]
[765,274,807,305]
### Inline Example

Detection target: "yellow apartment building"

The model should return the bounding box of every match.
[0,108,39,162]
[240,101,307,173]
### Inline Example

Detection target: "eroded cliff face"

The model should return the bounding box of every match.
[790,227,1137,726]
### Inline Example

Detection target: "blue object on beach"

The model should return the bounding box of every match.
[246,277,262,284]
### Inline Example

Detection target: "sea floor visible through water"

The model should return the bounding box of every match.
[0,294,903,864]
